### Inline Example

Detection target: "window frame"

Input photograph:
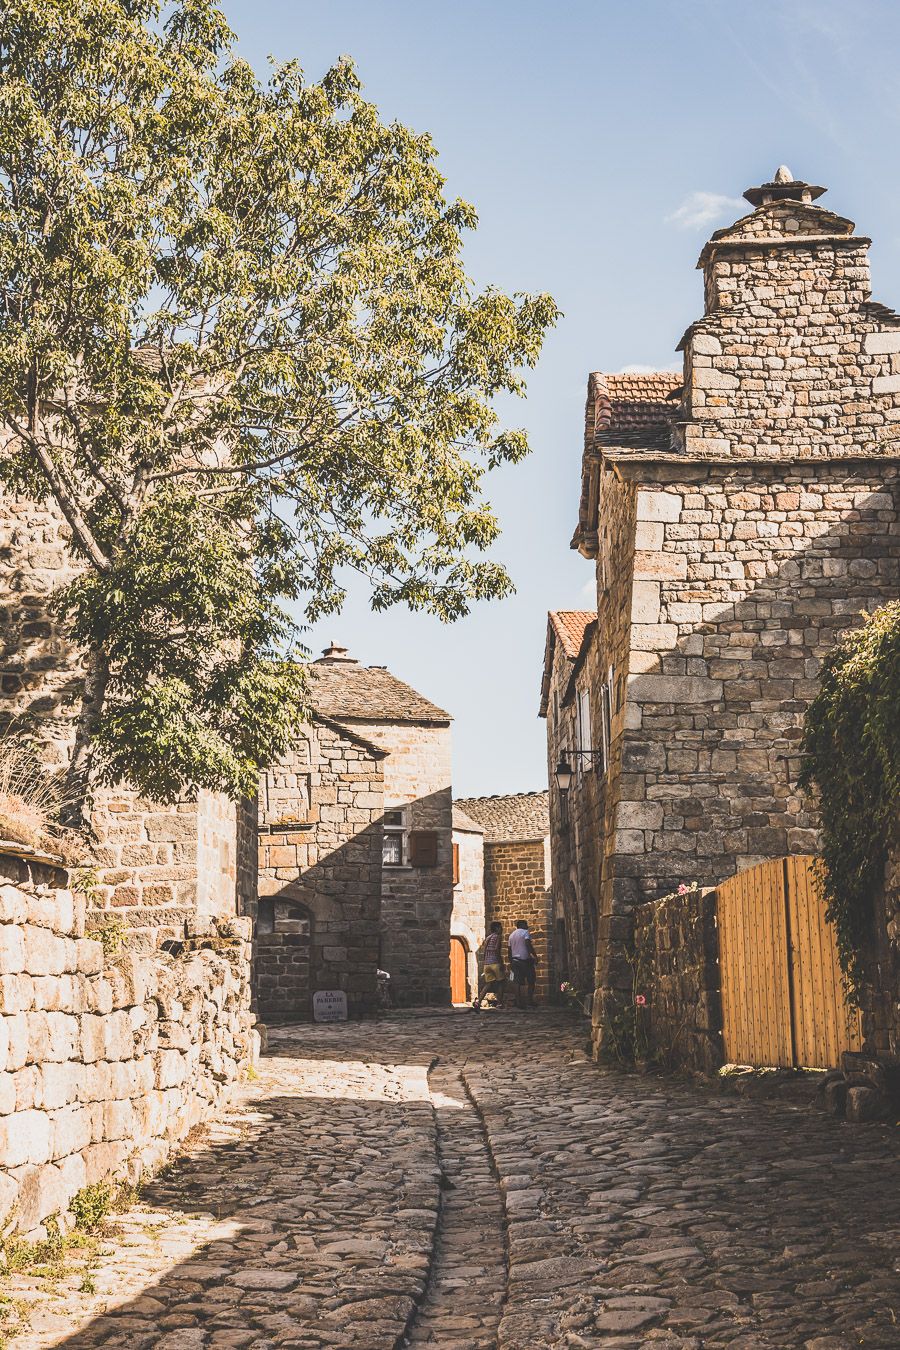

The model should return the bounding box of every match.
[382,806,409,868]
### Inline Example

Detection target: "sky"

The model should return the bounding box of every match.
[223,0,900,797]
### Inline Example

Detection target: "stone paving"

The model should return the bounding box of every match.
[3,1010,899,1348]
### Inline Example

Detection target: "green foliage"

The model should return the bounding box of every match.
[0,0,558,812]
[799,602,900,990]
[68,1182,114,1233]
[85,916,128,958]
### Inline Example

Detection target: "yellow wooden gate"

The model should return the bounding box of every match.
[717,855,862,1069]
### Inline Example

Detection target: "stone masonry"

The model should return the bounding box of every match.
[562,168,900,1052]
[0,844,254,1240]
[306,646,454,1007]
[255,717,385,1020]
[0,492,256,940]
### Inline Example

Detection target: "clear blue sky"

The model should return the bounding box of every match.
[223,0,900,796]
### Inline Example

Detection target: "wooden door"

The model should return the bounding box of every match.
[717,856,862,1069]
[450,937,468,1003]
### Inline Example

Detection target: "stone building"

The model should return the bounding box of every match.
[254,644,455,1016]
[456,792,552,1002]
[0,494,256,946]
[539,611,603,997]
[549,167,900,1050]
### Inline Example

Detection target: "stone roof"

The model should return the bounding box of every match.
[456,791,550,843]
[452,805,485,835]
[308,647,450,725]
[549,610,595,659]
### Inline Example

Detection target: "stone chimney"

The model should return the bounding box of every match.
[316,642,359,665]
[673,166,900,461]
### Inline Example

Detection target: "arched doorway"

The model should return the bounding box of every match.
[450,936,469,1003]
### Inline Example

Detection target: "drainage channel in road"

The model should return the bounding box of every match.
[402,1060,508,1348]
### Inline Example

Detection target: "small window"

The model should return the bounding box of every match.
[383,807,408,867]
[452,842,460,886]
[601,666,615,777]
[576,688,592,781]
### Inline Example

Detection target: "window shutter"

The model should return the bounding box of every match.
[409,830,439,868]
[452,842,460,886]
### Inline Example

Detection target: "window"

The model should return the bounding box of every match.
[576,687,592,781]
[599,665,614,775]
[383,808,408,867]
[452,842,460,886]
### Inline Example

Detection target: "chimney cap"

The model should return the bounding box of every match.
[316,641,359,665]
[743,166,826,208]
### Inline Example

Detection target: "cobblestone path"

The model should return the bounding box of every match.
[4,1011,899,1349]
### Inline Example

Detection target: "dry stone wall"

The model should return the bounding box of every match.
[633,885,723,1075]
[0,847,253,1240]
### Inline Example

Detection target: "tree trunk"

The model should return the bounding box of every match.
[61,649,110,832]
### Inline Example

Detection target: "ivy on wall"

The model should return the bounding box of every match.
[799,602,900,990]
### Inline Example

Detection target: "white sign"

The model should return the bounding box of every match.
[313,989,348,1023]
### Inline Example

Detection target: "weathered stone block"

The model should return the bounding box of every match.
[628,674,723,705]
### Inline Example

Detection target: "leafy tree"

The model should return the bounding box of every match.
[0,0,557,824]
[799,602,900,990]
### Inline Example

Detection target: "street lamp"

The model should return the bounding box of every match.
[554,757,574,793]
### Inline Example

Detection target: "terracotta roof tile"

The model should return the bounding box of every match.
[549,611,595,660]
[592,372,682,452]
[456,791,549,843]
[309,662,450,724]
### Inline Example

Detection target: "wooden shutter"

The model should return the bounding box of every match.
[452,842,460,885]
[409,830,439,867]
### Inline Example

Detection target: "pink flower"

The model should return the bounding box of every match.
[678,883,688,895]
[635,994,647,1006]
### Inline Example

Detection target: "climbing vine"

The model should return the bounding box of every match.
[799,602,900,991]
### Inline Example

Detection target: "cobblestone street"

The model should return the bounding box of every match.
[6,1011,899,1349]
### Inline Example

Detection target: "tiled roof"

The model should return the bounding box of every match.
[452,805,485,834]
[591,372,682,452]
[456,791,550,843]
[573,371,682,558]
[309,662,450,725]
[549,611,595,659]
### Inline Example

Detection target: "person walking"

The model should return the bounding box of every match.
[481,921,503,1004]
[508,920,537,1009]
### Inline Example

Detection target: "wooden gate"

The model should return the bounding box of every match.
[717,855,862,1068]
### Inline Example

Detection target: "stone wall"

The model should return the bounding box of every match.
[451,825,485,997]
[340,719,453,1006]
[87,789,253,951]
[633,885,723,1075]
[484,838,552,1002]
[614,466,900,887]
[255,720,384,1020]
[0,847,253,1240]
